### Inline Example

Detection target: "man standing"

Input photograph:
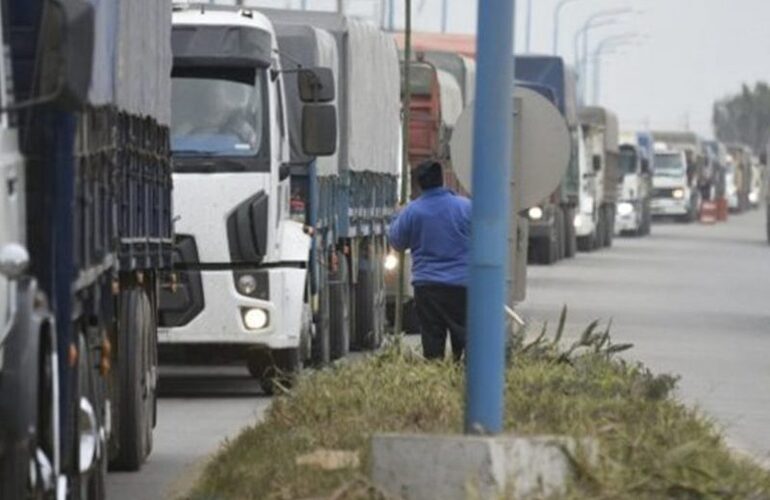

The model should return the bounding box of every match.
[388,161,471,360]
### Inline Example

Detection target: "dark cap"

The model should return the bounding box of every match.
[415,160,443,191]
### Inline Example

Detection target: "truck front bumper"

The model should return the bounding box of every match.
[158,267,306,350]
[651,198,688,216]
[615,201,641,232]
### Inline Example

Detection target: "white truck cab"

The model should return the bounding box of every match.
[160,4,336,382]
[615,139,652,236]
[651,147,694,220]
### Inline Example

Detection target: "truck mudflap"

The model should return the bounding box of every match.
[158,267,307,350]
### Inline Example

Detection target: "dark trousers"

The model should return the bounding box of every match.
[414,284,467,360]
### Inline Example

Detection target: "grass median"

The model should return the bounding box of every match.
[187,311,770,499]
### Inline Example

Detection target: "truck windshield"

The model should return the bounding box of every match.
[619,149,637,175]
[654,153,685,177]
[171,69,266,158]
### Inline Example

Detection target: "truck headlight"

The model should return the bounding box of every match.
[573,214,583,228]
[528,206,543,220]
[237,275,258,295]
[384,252,399,271]
[617,202,634,216]
[672,189,685,199]
[242,308,269,330]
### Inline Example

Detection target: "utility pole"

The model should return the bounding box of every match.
[553,0,583,54]
[389,0,395,31]
[441,0,448,33]
[337,0,345,13]
[466,0,516,434]
[524,0,532,52]
[395,0,412,335]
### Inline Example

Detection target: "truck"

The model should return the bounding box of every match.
[515,55,579,264]
[615,133,653,236]
[410,50,476,107]
[159,4,399,390]
[400,57,465,195]
[576,106,619,248]
[651,131,703,221]
[1,0,173,496]
[381,57,466,332]
[726,144,753,212]
[703,140,729,218]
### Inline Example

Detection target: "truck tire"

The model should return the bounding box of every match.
[555,208,566,260]
[604,206,614,248]
[576,235,593,252]
[77,332,107,500]
[563,207,577,258]
[766,206,770,244]
[0,443,28,500]
[353,239,385,351]
[310,250,331,366]
[248,348,302,395]
[402,299,421,334]
[110,289,153,471]
[329,251,351,360]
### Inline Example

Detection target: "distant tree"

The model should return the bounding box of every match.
[713,82,770,154]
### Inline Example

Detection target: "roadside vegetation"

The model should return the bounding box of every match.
[187,310,770,499]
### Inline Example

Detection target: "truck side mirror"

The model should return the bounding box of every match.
[40,0,96,110]
[298,68,335,103]
[302,105,337,156]
[592,154,602,172]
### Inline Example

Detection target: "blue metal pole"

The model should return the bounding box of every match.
[465,0,516,435]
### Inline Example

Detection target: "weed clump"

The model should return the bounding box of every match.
[189,310,770,499]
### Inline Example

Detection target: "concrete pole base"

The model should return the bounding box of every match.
[371,433,597,499]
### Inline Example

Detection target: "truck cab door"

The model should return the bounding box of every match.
[0,106,23,346]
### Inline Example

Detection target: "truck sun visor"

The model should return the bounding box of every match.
[172,25,272,68]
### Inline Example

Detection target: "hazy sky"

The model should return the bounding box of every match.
[246,0,770,137]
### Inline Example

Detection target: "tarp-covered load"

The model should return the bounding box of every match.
[515,55,578,128]
[420,51,476,106]
[88,0,172,125]
[436,70,463,128]
[264,9,401,176]
[579,106,619,153]
[275,23,340,177]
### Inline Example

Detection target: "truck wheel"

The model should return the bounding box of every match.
[576,235,592,252]
[329,251,350,360]
[76,332,107,500]
[248,348,302,395]
[110,289,153,471]
[555,208,566,260]
[310,250,331,366]
[594,213,605,249]
[766,207,770,244]
[563,207,577,258]
[0,444,29,500]
[604,207,614,248]
[353,240,385,350]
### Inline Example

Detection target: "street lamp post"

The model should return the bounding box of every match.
[591,34,640,104]
[553,0,586,54]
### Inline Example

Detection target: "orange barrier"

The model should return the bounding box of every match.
[700,201,718,224]
[715,197,729,221]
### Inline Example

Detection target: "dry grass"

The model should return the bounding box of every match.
[187,310,770,499]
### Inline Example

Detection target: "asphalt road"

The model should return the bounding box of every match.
[106,208,769,499]
[106,365,271,500]
[520,208,770,465]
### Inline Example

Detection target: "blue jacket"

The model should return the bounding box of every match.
[388,188,471,287]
